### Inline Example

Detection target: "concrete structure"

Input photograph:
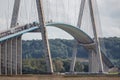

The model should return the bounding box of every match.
[70,0,105,73]
[70,0,86,72]
[46,23,114,72]
[0,37,22,75]
[36,0,53,73]
[70,40,78,72]
[0,22,114,75]
[0,0,53,75]
[88,0,104,73]
[0,0,114,75]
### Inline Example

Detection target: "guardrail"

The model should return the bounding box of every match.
[0,22,39,38]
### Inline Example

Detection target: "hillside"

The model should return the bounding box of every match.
[22,37,120,73]
[23,37,120,60]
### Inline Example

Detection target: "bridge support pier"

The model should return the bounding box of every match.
[89,50,99,73]
[7,40,12,75]
[0,36,22,75]
[1,42,7,75]
[70,40,78,72]
[103,61,109,72]
[89,50,110,73]
[12,38,17,75]
[12,36,22,75]
[9,0,22,75]
[17,36,22,75]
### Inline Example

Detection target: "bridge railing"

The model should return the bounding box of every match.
[0,22,39,38]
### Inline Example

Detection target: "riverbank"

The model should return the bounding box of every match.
[0,74,120,80]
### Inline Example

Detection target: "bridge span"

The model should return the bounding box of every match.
[0,22,114,75]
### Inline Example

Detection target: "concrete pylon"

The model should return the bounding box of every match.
[89,49,110,72]
[10,0,22,75]
[77,0,86,28]
[89,50,99,72]
[70,0,104,73]
[69,0,86,73]
[70,40,78,72]
[103,62,109,72]
[88,0,104,73]
[36,0,53,73]
[10,0,21,27]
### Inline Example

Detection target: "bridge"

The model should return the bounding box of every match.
[0,0,114,75]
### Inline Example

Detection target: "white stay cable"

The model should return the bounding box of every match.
[24,0,29,24]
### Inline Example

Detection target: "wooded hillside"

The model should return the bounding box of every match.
[22,37,120,73]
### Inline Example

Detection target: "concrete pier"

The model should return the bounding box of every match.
[89,50,99,72]
[0,36,22,75]
[17,36,22,75]
[7,39,12,75]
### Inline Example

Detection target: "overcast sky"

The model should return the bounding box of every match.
[0,0,120,40]
[97,0,120,37]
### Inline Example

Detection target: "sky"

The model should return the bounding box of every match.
[0,0,120,40]
[97,0,120,37]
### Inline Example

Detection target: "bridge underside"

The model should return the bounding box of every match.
[0,22,114,75]
[46,23,114,72]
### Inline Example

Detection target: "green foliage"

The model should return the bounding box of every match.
[22,37,120,73]
[53,59,64,72]
[22,39,88,59]
[22,37,120,60]
[22,58,88,73]
[74,61,84,72]
[62,59,71,72]
[103,37,120,59]
[22,58,47,74]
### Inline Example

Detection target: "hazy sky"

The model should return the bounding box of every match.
[0,0,120,40]
[97,0,120,37]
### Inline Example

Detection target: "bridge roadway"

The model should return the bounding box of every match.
[0,22,114,75]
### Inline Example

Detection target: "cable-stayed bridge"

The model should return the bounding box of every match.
[0,0,114,75]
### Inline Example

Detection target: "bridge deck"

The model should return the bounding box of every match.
[0,22,114,68]
[0,26,38,42]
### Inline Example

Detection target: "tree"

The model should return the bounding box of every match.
[53,59,64,72]
[75,61,84,72]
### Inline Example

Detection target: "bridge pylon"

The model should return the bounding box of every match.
[36,0,53,73]
[70,0,105,73]
[0,0,53,75]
